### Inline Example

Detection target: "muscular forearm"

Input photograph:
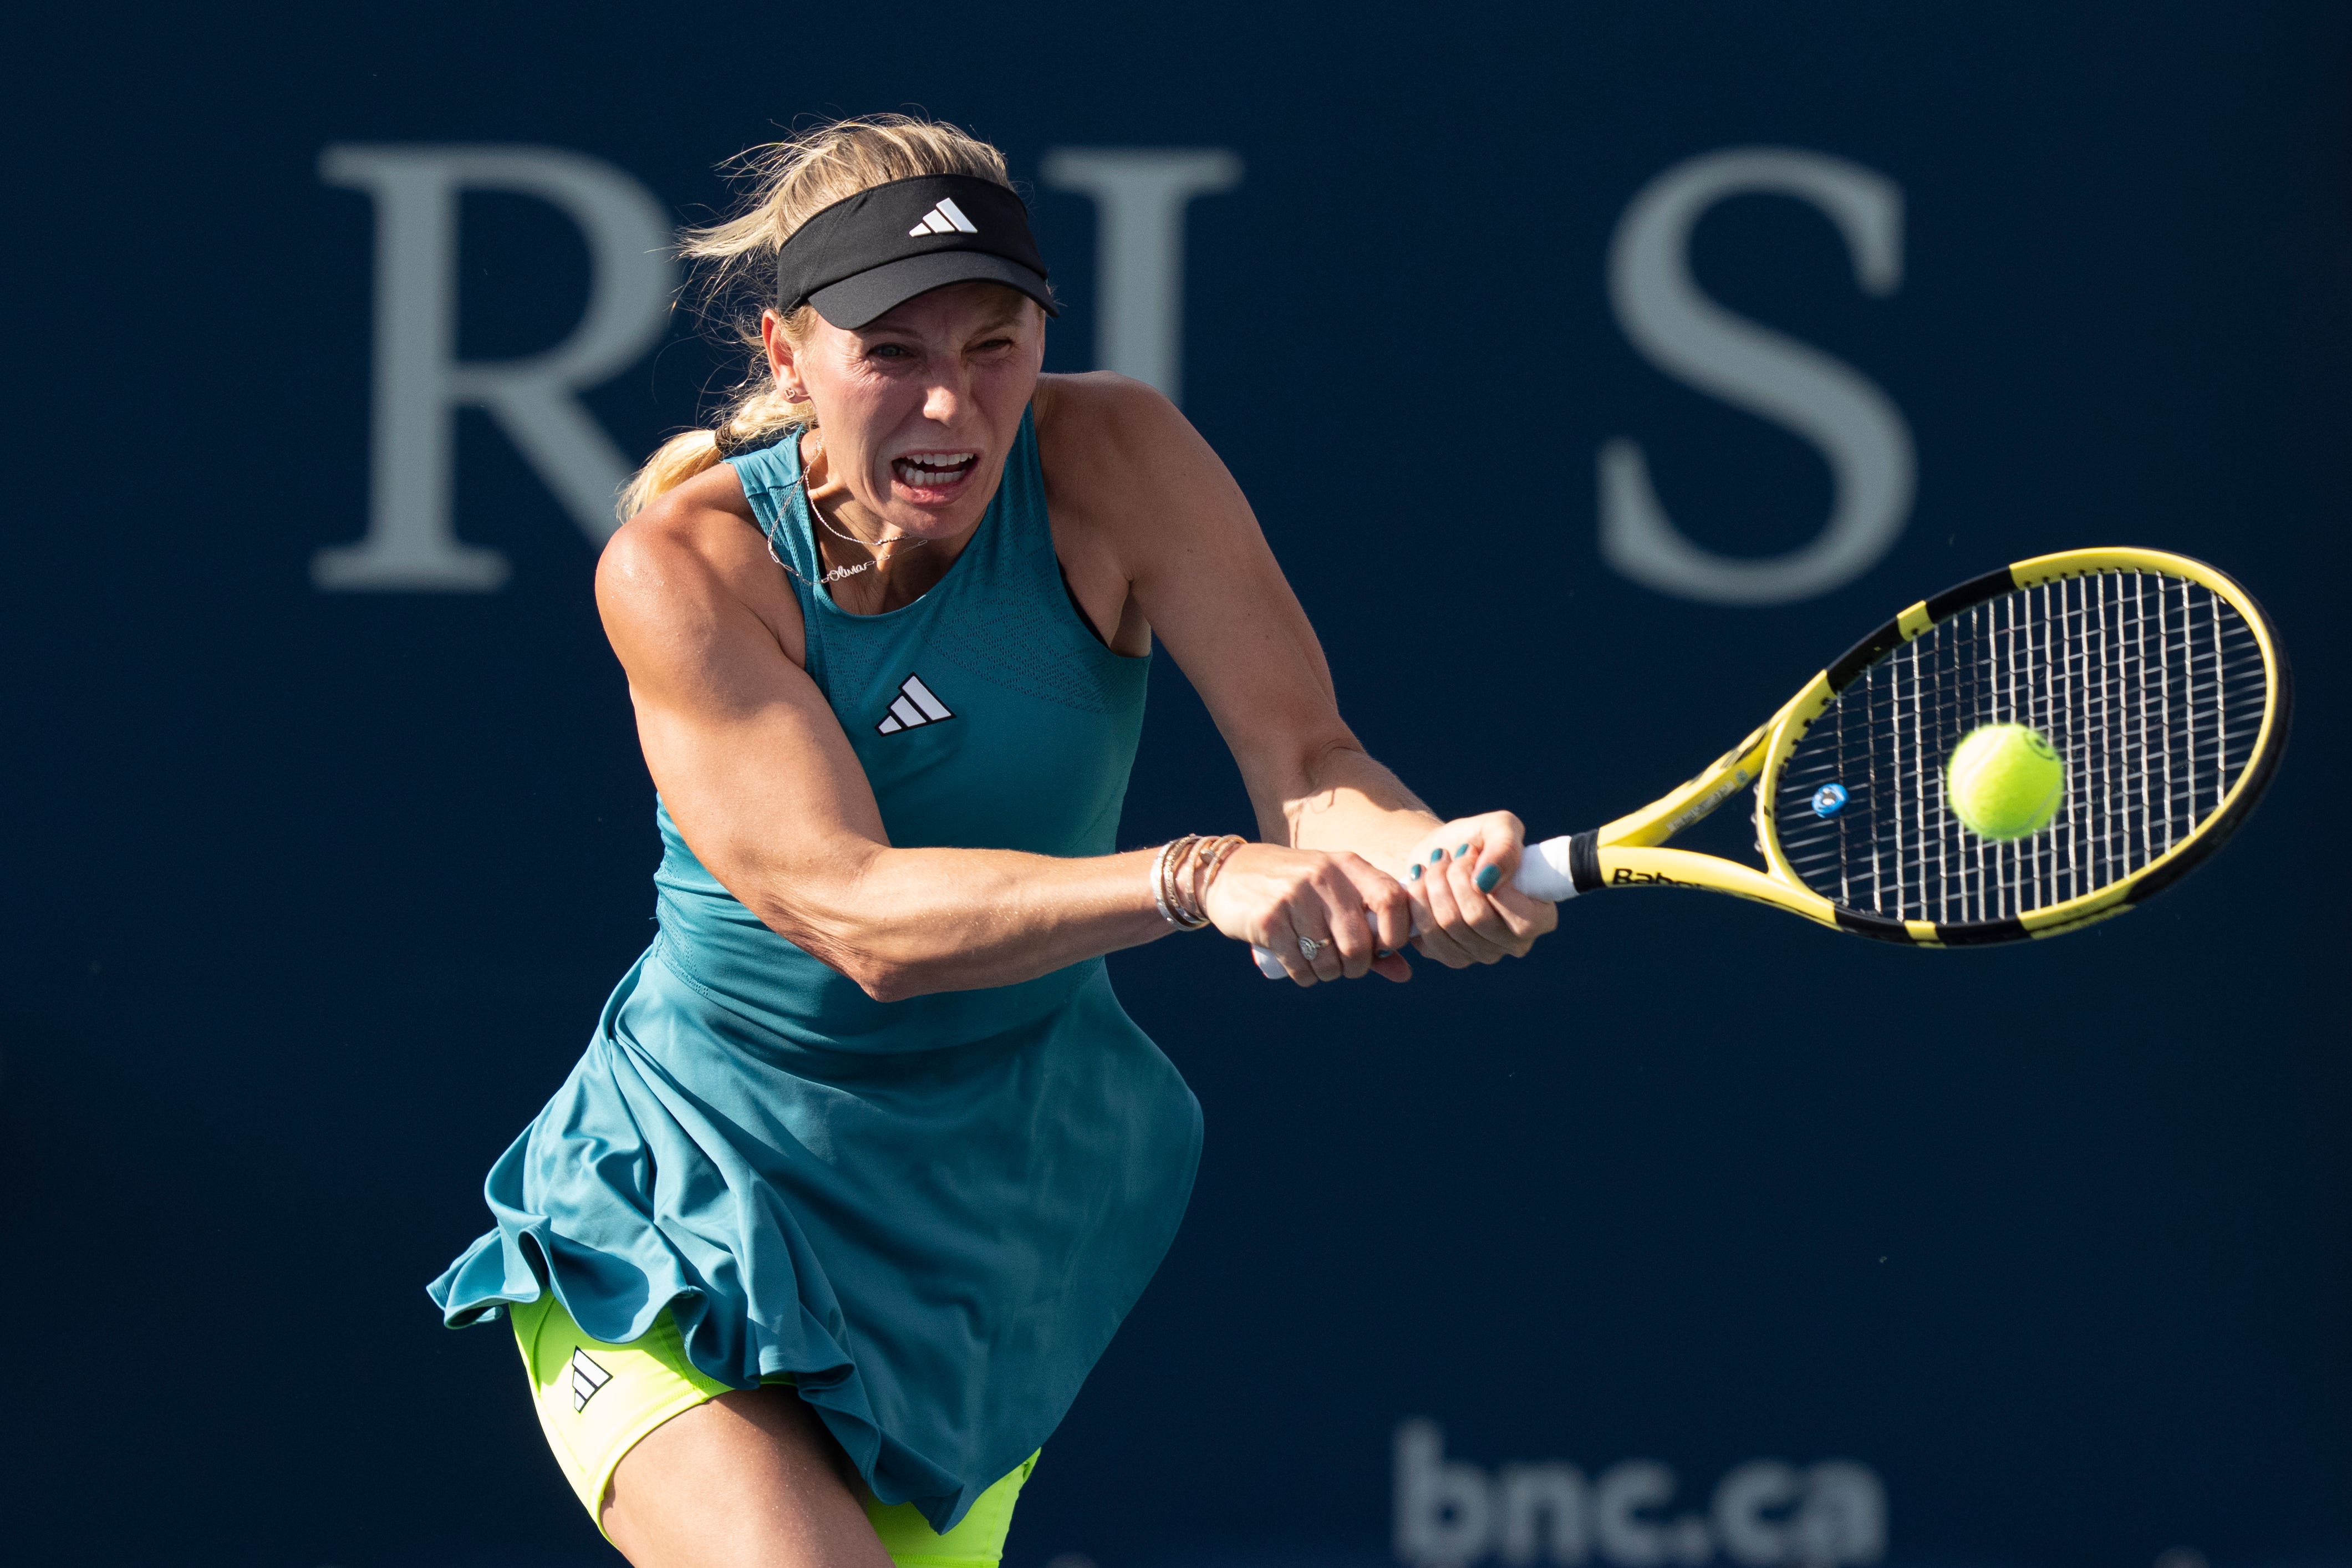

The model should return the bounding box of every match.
[736,744,1445,1000]
[741,844,1173,1001]
[1265,741,1443,870]
[1250,739,1555,976]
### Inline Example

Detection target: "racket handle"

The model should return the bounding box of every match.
[1249,835,1581,977]
[1515,835,1581,900]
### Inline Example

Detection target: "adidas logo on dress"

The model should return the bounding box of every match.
[908,198,979,237]
[568,1348,612,1412]
[877,674,956,735]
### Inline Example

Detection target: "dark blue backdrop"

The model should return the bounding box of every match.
[5,4,2347,1566]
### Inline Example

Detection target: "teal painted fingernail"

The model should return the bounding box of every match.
[1455,843,1472,858]
[1475,864,1501,892]
[1408,863,1423,881]
[1429,849,1444,863]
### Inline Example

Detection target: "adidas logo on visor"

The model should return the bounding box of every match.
[877,674,955,735]
[568,1348,612,1413]
[908,198,979,237]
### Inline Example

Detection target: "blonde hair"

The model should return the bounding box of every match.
[618,115,1018,522]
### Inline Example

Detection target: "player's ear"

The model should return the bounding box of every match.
[762,310,801,390]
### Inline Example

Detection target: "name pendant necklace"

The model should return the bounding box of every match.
[760,434,932,588]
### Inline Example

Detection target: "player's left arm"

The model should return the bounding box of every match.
[1036,373,1554,969]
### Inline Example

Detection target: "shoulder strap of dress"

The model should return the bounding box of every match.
[725,436,821,617]
[985,404,1061,584]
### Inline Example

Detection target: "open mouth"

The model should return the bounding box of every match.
[890,452,979,492]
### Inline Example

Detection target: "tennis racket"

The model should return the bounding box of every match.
[1255,546,2288,974]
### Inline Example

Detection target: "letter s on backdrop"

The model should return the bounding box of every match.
[1600,146,1914,607]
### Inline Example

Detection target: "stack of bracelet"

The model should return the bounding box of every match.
[1151,833,1246,930]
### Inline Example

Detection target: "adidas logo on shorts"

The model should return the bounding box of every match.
[569,1348,612,1412]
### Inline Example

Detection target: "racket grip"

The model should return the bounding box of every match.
[1515,835,1581,900]
[1249,836,1581,977]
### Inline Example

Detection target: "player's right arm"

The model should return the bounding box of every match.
[595,464,1409,997]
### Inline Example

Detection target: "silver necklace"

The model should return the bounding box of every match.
[757,439,932,588]
[807,497,931,586]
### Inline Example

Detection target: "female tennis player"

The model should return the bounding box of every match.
[430,114,1556,1568]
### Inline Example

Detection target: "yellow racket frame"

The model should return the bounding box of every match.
[1572,548,2290,946]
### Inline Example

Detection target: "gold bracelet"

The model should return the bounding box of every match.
[1153,837,1209,929]
[1152,837,1189,927]
[1167,834,1212,928]
[1187,834,1246,924]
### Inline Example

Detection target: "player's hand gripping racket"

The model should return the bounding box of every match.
[1255,547,2289,974]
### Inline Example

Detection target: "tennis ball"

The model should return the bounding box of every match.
[1946,724,2066,840]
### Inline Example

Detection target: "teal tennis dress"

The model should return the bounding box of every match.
[429,409,1203,1532]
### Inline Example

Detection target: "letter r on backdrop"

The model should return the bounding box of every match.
[315,146,675,592]
[1601,147,1914,606]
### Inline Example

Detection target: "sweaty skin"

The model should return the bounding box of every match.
[592,281,1556,1562]
[601,282,1555,997]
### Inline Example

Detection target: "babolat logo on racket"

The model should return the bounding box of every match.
[1611,867,1702,888]
[877,673,956,735]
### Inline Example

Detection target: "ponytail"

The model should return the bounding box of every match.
[618,368,820,522]
[618,429,722,521]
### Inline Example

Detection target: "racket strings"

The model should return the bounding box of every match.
[1772,571,2269,925]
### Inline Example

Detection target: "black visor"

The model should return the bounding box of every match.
[775,174,1057,330]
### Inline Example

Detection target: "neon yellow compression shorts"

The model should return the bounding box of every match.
[509,1293,1037,1566]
